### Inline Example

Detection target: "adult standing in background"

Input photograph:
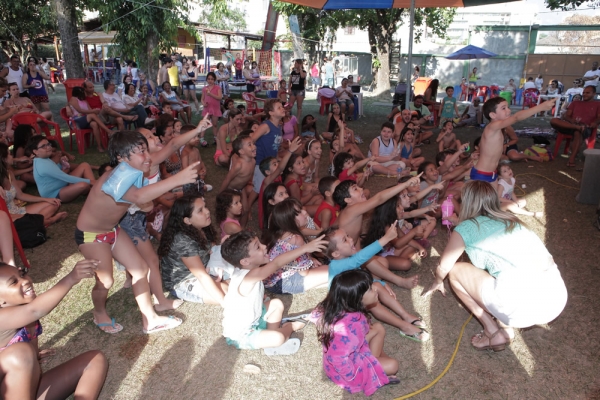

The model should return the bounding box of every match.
[534,74,544,91]
[40,58,55,94]
[582,61,599,89]
[243,60,254,93]
[168,53,182,94]
[157,57,172,94]
[412,65,420,82]
[0,55,26,97]
[324,57,334,87]
[310,61,320,91]
[22,57,51,114]
[288,58,306,121]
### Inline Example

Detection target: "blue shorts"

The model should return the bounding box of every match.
[225,305,267,349]
[119,211,148,245]
[267,272,306,295]
[470,167,497,183]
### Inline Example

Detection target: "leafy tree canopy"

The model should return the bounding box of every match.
[545,0,600,10]
[197,0,247,32]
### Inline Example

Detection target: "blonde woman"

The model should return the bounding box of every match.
[423,180,567,352]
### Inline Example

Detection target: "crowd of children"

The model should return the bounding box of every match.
[0,89,561,398]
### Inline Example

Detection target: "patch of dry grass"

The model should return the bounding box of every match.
[20,88,600,399]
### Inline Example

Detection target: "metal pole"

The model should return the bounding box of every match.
[405,0,415,111]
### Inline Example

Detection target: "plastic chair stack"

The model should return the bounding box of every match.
[12,113,65,151]
[242,92,265,115]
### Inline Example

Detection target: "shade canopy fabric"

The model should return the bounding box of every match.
[78,31,117,45]
[446,45,497,60]
[285,0,517,10]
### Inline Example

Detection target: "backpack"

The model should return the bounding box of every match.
[524,145,553,162]
[13,214,47,248]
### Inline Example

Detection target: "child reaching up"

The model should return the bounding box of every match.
[180,124,210,195]
[221,231,327,355]
[0,261,108,399]
[75,130,200,334]
[333,152,373,187]
[218,135,256,227]
[158,195,228,304]
[216,189,243,239]
[313,269,401,396]
[282,153,323,216]
[497,163,543,217]
[324,224,427,341]
[436,120,461,153]
[314,176,340,230]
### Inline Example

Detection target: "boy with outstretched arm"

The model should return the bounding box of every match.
[75,130,200,334]
[220,231,327,355]
[474,97,555,183]
[218,136,257,227]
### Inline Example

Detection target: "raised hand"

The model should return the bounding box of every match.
[540,97,557,111]
[68,259,99,284]
[288,137,302,153]
[175,161,200,186]
[304,234,328,254]
[383,222,399,243]
[407,172,423,187]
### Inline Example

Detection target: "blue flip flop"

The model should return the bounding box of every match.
[93,318,123,334]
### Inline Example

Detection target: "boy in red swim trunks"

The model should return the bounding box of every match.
[75,130,200,334]
[474,97,555,184]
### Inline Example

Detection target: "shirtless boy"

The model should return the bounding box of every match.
[475,97,555,183]
[75,130,200,334]
[219,135,256,227]
[331,175,422,289]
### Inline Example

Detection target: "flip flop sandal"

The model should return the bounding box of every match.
[143,315,182,334]
[398,328,429,343]
[471,330,506,352]
[281,314,311,331]
[263,338,301,356]
[94,318,123,334]
[411,318,427,329]
[387,375,401,385]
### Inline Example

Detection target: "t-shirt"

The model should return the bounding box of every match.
[523,81,536,90]
[583,69,599,87]
[86,93,103,109]
[160,232,211,291]
[419,176,442,208]
[33,158,90,198]
[534,78,543,90]
[234,58,243,70]
[328,241,383,287]
[290,70,306,91]
[336,86,351,101]
[568,100,600,126]
[409,102,431,117]
[339,169,357,182]
[102,91,126,110]
[324,63,334,79]
[564,87,583,97]
[466,104,480,118]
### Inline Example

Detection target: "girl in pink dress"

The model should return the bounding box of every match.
[313,269,400,396]
[201,72,223,147]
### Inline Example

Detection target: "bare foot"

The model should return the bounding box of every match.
[47,211,68,226]
[154,298,184,312]
[395,275,419,290]
[123,274,132,289]
[533,211,544,218]
[291,319,308,331]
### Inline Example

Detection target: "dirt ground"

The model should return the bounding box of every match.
[20,87,600,399]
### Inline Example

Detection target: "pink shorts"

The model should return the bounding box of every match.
[214,149,224,165]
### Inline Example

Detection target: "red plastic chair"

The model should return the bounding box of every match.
[552,131,572,159]
[59,107,109,154]
[319,96,336,115]
[522,88,539,110]
[11,113,65,152]
[459,83,468,101]
[477,86,490,102]
[0,198,31,270]
[242,92,265,115]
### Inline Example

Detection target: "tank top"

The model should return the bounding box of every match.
[255,120,283,164]
[222,268,264,340]
[7,67,24,92]
[26,71,46,97]
[282,116,297,140]
[70,99,89,118]
[314,201,338,228]
[290,70,306,91]
[368,136,395,158]
[220,217,241,240]
[400,143,413,159]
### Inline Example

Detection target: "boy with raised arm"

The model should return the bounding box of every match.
[221,231,327,355]
[75,130,200,334]
[474,97,555,183]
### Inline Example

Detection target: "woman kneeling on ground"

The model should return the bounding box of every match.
[423,180,567,351]
[0,261,108,399]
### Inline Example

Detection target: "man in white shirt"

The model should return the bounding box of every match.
[0,55,26,96]
[523,77,537,90]
[565,78,584,97]
[583,61,599,88]
[101,80,148,128]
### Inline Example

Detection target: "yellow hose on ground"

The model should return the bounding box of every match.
[394,314,473,400]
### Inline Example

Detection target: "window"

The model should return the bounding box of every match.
[344,27,355,35]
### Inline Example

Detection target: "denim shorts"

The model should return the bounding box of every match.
[291,89,305,97]
[171,274,205,303]
[182,81,196,91]
[119,211,148,246]
[268,272,305,295]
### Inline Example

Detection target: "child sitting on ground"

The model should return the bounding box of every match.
[49,140,98,173]
[180,125,210,195]
[497,163,543,218]
[0,261,108,399]
[302,138,322,186]
[262,198,329,295]
[216,189,243,239]
[218,135,256,227]
[399,175,443,240]
[158,195,228,304]
[313,176,340,230]
[313,269,400,395]
[397,128,425,170]
[301,114,326,141]
[282,153,323,216]
[75,130,200,334]
[333,152,373,187]
[221,231,327,355]
[436,120,461,153]
[257,138,302,229]
[324,225,428,341]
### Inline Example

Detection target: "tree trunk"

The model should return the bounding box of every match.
[368,28,391,96]
[53,0,84,79]
[146,31,159,85]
